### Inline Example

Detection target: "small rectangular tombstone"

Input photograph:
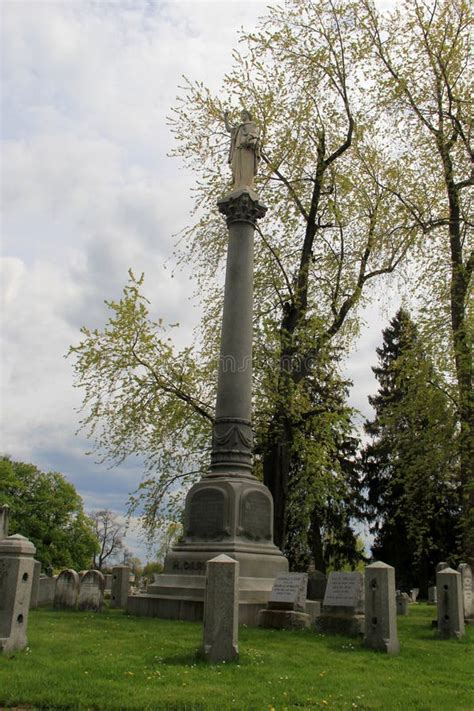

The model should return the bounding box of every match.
[110,566,130,609]
[268,573,308,612]
[202,554,239,663]
[427,586,437,605]
[323,572,364,613]
[364,561,399,654]
[396,593,409,616]
[436,567,464,639]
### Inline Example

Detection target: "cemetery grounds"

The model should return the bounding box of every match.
[0,604,472,711]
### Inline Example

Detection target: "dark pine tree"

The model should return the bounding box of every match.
[362,309,461,594]
[282,350,364,573]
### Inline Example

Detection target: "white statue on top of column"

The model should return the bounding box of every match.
[224,109,260,190]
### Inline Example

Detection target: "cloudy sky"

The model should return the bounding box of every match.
[1,0,398,561]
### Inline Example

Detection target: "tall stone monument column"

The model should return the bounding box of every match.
[165,185,286,576]
[136,110,288,625]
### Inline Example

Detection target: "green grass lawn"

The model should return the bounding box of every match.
[0,604,472,711]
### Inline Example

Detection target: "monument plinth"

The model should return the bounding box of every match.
[129,112,288,625]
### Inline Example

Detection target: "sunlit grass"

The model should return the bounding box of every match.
[0,604,472,710]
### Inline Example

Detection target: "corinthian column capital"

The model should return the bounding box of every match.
[218,188,267,227]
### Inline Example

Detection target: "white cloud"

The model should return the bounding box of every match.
[1,0,400,548]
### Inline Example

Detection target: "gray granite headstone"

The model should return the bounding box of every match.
[202,554,239,663]
[78,569,105,612]
[364,561,399,654]
[323,572,364,613]
[0,534,36,654]
[457,563,473,619]
[427,586,437,605]
[315,571,365,636]
[110,565,130,609]
[436,567,464,639]
[396,592,409,616]
[268,573,308,612]
[54,569,80,610]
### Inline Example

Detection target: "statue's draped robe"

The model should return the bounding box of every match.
[228,121,259,189]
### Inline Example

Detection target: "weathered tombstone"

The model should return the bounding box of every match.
[54,569,80,610]
[0,505,10,539]
[307,570,327,601]
[436,561,449,572]
[364,562,399,654]
[427,586,437,605]
[259,573,310,630]
[436,567,464,639]
[269,572,307,611]
[202,555,239,663]
[396,592,410,616]
[110,565,130,608]
[38,574,56,606]
[78,570,105,612]
[409,588,419,603]
[0,534,36,654]
[315,571,365,636]
[458,563,473,620]
[29,560,41,609]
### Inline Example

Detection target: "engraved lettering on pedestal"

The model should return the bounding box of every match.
[187,489,227,540]
[240,490,272,541]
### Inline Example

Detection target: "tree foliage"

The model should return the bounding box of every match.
[70,0,471,563]
[362,310,461,591]
[359,0,473,562]
[0,457,98,571]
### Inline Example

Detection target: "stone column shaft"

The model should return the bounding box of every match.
[209,188,266,478]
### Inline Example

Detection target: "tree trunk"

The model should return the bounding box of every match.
[440,143,473,567]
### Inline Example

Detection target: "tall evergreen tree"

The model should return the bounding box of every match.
[362,309,461,592]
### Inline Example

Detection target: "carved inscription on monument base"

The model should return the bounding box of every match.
[187,488,227,540]
[240,490,271,541]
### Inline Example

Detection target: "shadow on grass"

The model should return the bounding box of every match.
[160,651,203,666]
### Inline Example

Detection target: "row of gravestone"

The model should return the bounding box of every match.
[201,558,400,662]
[51,567,131,612]
[0,503,135,654]
[202,557,474,662]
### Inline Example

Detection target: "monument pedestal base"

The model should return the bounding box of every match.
[128,474,288,626]
[258,609,310,630]
[127,574,282,626]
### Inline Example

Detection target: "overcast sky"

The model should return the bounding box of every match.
[1,0,398,562]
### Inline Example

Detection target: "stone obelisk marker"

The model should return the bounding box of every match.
[140,110,288,625]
